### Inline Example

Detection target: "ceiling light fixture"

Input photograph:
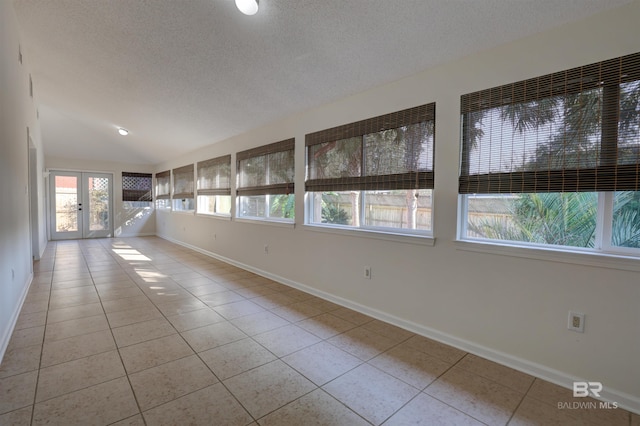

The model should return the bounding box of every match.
[118,128,129,136]
[235,0,258,15]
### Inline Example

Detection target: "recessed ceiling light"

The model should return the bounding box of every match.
[236,0,258,15]
[118,128,129,136]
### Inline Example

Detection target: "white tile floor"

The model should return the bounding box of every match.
[0,237,636,425]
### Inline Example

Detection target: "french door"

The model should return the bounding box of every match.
[50,171,113,240]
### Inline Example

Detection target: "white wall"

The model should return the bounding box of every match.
[27,129,47,260]
[156,2,638,412]
[45,157,156,238]
[0,1,45,359]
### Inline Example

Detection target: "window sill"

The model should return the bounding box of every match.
[196,213,232,221]
[172,210,195,215]
[303,224,435,246]
[455,239,640,272]
[235,217,295,229]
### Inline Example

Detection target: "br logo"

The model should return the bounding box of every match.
[573,382,603,398]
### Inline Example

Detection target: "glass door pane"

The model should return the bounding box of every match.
[50,172,83,240]
[49,171,113,240]
[82,173,113,238]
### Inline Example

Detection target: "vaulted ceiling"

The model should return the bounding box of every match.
[13,0,632,164]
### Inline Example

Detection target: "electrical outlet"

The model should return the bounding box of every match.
[364,266,371,279]
[568,311,585,333]
[11,268,15,281]
[264,244,269,255]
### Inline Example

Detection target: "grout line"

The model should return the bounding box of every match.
[84,241,146,425]
[15,236,629,425]
[30,240,57,425]
[505,378,538,425]
[102,238,257,422]
[26,239,350,422]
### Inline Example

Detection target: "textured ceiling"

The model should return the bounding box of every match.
[13,0,632,165]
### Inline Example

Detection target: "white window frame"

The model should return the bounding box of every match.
[196,195,232,218]
[155,171,172,211]
[303,104,436,239]
[457,52,640,264]
[196,156,232,218]
[236,193,295,223]
[236,140,295,224]
[306,189,433,237]
[457,192,640,260]
[171,164,195,214]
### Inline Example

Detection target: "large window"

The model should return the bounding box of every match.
[155,170,171,210]
[459,52,640,254]
[197,155,231,216]
[236,139,295,221]
[172,164,195,212]
[305,104,435,234]
[122,172,152,209]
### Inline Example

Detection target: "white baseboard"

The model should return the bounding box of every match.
[0,272,33,363]
[158,234,640,414]
[116,232,156,238]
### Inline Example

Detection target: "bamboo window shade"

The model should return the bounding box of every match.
[459,52,640,194]
[197,155,231,196]
[155,170,171,199]
[172,164,195,199]
[305,103,435,192]
[236,139,295,196]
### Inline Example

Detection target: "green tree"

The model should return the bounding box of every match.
[612,191,640,248]
[364,122,433,229]
[469,192,597,247]
[468,81,640,247]
[321,203,350,225]
[309,137,362,225]
[270,194,295,219]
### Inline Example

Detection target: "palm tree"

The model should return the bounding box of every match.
[468,192,597,247]
[612,191,640,248]
[270,193,295,219]
[309,137,362,225]
[468,80,640,247]
[363,122,433,229]
[321,202,350,225]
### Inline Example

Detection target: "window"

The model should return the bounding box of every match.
[172,164,195,212]
[155,170,171,210]
[459,52,640,254]
[305,103,435,234]
[236,139,295,221]
[197,155,231,216]
[122,172,152,209]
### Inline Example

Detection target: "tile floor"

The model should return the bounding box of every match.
[0,237,636,425]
